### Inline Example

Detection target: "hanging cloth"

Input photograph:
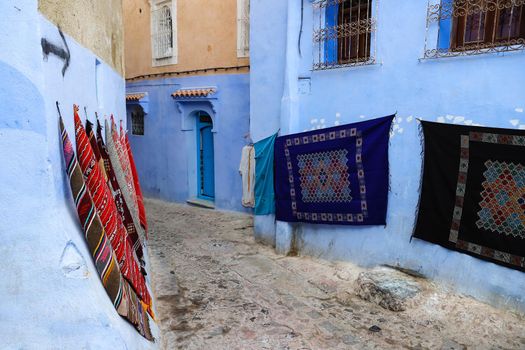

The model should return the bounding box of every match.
[254,133,278,215]
[73,109,153,316]
[413,120,525,272]
[96,119,145,265]
[124,132,148,234]
[85,120,107,181]
[105,119,144,242]
[60,117,153,340]
[239,145,255,208]
[274,115,394,225]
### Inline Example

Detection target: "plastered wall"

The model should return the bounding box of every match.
[123,0,249,79]
[39,0,125,76]
[250,0,525,313]
[126,73,251,212]
[0,1,157,347]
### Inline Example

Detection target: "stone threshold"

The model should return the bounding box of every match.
[186,197,215,209]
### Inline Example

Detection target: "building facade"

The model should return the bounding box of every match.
[250,0,525,313]
[0,0,157,348]
[123,0,250,211]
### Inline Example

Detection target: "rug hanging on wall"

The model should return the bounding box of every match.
[274,115,394,225]
[413,121,525,272]
[113,118,139,211]
[73,108,153,313]
[85,120,107,181]
[60,117,153,340]
[124,130,148,234]
[106,119,144,239]
[96,119,145,264]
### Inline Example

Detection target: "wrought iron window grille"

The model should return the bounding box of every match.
[237,0,250,57]
[152,5,173,60]
[150,0,177,67]
[131,110,145,136]
[423,0,525,59]
[313,0,378,70]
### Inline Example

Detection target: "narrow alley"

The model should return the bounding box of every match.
[147,199,525,350]
[3,1,525,348]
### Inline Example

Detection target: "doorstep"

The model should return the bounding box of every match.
[186,197,215,209]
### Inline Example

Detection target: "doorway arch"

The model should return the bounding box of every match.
[195,111,215,200]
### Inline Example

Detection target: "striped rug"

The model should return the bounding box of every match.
[73,108,152,315]
[123,130,148,235]
[95,119,144,263]
[60,116,153,340]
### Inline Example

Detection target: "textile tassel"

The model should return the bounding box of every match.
[410,119,426,243]
[383,113,397,229]
[387,113,397,195]
[56,101,63,119]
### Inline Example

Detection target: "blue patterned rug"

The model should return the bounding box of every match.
[274,115,394,225]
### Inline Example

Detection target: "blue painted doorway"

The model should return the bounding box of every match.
[196,112,215,200]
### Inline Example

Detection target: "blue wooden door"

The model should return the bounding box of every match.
[197,113,215,200]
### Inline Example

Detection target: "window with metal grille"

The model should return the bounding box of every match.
[151,0,177,66]
[237,0,250,57]
[424,0,525,59]
[131,109,144,136]
[313,0,377,70]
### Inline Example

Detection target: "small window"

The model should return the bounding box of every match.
[451,0,525,50]
[131,109,145,136]
[337,0,372,63]
[151,0,177,66]
[424,0,525,59]
[237,0,250,57]
[313,0,376,70]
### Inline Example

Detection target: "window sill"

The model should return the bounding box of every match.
[421,45,525,61]
[312,59,380,72]
[152,55,178,67]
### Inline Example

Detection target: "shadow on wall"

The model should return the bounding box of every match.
[0,61,45,134]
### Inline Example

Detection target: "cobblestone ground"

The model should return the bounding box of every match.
[146,199,525,350]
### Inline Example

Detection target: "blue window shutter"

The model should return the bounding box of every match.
[437,0,453,50]
[324,3,339,64]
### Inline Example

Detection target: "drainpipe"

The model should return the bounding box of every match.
[276,0,302,255]
[280,0,301,134]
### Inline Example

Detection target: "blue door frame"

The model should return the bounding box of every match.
[196,112,215,200]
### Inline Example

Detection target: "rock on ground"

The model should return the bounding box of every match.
[356,267,422,312]
[145,198,525,350]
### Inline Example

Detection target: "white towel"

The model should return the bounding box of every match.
[239,145,255,208]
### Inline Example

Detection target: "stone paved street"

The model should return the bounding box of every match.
[146,199,525,350]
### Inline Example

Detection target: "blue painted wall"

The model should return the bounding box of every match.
[0,1,158,348]
[251,0,525,312]
[126,73,250,212]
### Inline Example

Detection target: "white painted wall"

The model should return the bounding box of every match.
[0,1,158,348]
